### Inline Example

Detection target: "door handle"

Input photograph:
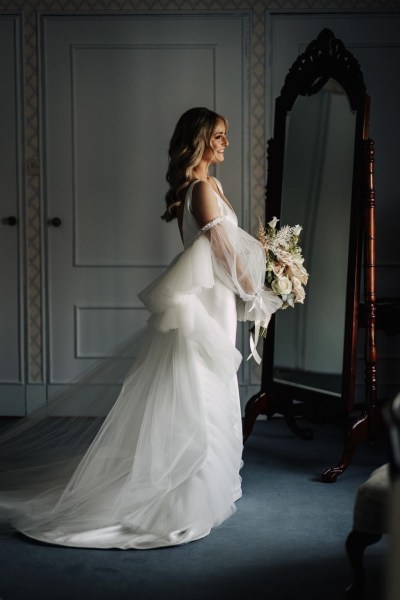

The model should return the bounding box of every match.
[2,216,17,226]
[48,217,62,227]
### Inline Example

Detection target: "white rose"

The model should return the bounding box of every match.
[268,216,279,229]
[271,276,292,296]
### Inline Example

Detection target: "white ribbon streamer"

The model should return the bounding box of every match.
[247,320,262,364]
[246,292,264,364]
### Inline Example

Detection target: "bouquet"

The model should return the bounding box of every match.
[258,216,309,310]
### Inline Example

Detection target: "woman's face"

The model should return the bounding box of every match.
[203,121,229,164]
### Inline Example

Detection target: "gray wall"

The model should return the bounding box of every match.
[0,0,399,404]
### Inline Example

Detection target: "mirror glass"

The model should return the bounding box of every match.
[273,79,357,397]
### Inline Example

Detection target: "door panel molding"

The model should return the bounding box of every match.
[0,12,26,414]
[39,11,250,401]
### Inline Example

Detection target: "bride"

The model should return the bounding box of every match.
[0,107,281,549]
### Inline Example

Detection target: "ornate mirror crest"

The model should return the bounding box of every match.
[279,28,366,110]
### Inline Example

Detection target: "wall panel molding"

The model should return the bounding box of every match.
[0,0,397,399]
[0,12,25,414]
[74,305,147,359]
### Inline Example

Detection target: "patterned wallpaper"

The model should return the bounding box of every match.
[0,0,397,382]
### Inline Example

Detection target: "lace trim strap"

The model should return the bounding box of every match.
[200,215,229,233]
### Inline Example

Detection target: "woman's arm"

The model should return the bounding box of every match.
[193,180,282,323]
[191,180,221,226]
[192,181,256,296]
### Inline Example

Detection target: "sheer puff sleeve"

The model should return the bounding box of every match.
[200,216,282,362]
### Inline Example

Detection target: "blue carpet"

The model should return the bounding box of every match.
[0,419,388,600]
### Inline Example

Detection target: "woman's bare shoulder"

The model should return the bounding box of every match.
[191,180,220,227]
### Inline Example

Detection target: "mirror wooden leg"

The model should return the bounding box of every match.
[321,414,369,482]
[242,391,268,443]
[242,391,314,443]
[321,406,382,482]
[280,398,314,440]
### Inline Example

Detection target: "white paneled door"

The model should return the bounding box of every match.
[41,13,250,397]
[0,15,24,414]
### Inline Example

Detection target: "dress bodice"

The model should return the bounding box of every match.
[182,178,238,248]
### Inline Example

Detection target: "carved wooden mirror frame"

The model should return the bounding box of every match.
[242,29,377,482]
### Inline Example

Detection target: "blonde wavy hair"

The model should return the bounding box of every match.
[161,107,228,222]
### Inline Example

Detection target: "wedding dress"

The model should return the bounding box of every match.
[0,178,281,549]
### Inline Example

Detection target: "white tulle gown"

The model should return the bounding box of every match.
[1,178,281,549]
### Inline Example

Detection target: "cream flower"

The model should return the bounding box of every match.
[292,277,306,303]
[287,262,309,285]
[272,263,285,277]
[293,224,302,236]
[271,276,292,296]
[268,216,279,229]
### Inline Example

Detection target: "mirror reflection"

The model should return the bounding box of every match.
[273,79,356,396]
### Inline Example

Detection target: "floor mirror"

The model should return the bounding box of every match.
[242,29,378,482]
